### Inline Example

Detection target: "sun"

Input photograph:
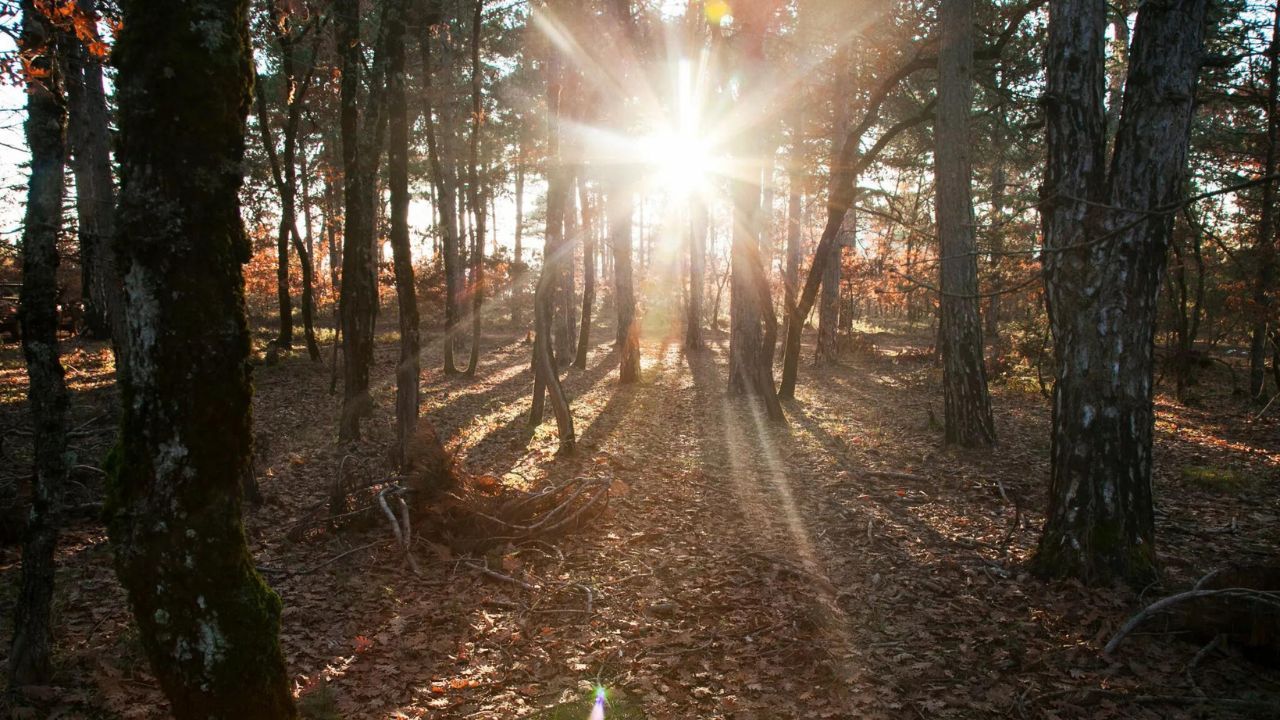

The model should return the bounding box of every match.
[642,127,714,196]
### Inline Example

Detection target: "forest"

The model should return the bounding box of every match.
[1,0,1279,717]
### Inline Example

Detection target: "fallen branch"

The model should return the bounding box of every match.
[1104,587,1280,656]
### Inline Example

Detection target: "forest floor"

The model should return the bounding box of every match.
[2,313,1280,719]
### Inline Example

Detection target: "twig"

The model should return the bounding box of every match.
[464,561,539,590]
[864,469,929,482]
[258,539,388,579]
[1186,634,1223,698]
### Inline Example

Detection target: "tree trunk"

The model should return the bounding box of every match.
[107,0,295,714]
[1251,5,1280,401]
[783,137,802,348]
[530,46,575,453]
[63,0,121,350]
[10,0,68,687]
[726,7,783,420]
[388,0,418,467]
[465,0,485,377]
[422,22,463,374]
[338,0,399,440]
[1033,0,1208,585]
[513,153,525,328]
[816,234,841,363]
[575,180,595,368]
[936,0,995,446]
[686,198,707,351]
[610,174,641,383]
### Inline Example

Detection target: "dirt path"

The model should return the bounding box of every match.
[3,323,1279,718]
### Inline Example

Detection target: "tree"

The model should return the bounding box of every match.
[254,3,324,361]
[1249,3,1280,401]
[465,0,486,376]
[530,20,576,453]
[10,0,69,687]
[63,0,121,348]
[422,6,465,375]
[935,0,995,446]
[106,0,296,714]
[1032,0,1209,584]
[337,0,402,440]
[575,179,596,368]
[726,2,784,420]
[388,0,418,466]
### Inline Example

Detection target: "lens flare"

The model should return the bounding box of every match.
[588,685,606,720]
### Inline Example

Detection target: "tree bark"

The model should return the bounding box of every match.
[1033,0,1208,585]
[936,0,995,446]
[10,0,68,688]
[107,0,296,714]
[816,233,841,362]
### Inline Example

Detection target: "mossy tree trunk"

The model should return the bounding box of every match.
[10,0,69,688]
[107,0,296,717]
[1033,0,1208,585]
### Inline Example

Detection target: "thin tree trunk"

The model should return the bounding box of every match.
[1033,0,1208,584]
[63,0,120,350]
[338,0,399,440]
[10,0,68,687]
[816,234,841,362]
[513,153,525,327]
[530,45,575,453]
[422,15,463,374]
[686,198,707,351]
[107,1,295,713]
[610,175,641,383]
[388,0,418,466]
[575,180,595,368]
[465,0,485,376]
[936,0,995,446]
